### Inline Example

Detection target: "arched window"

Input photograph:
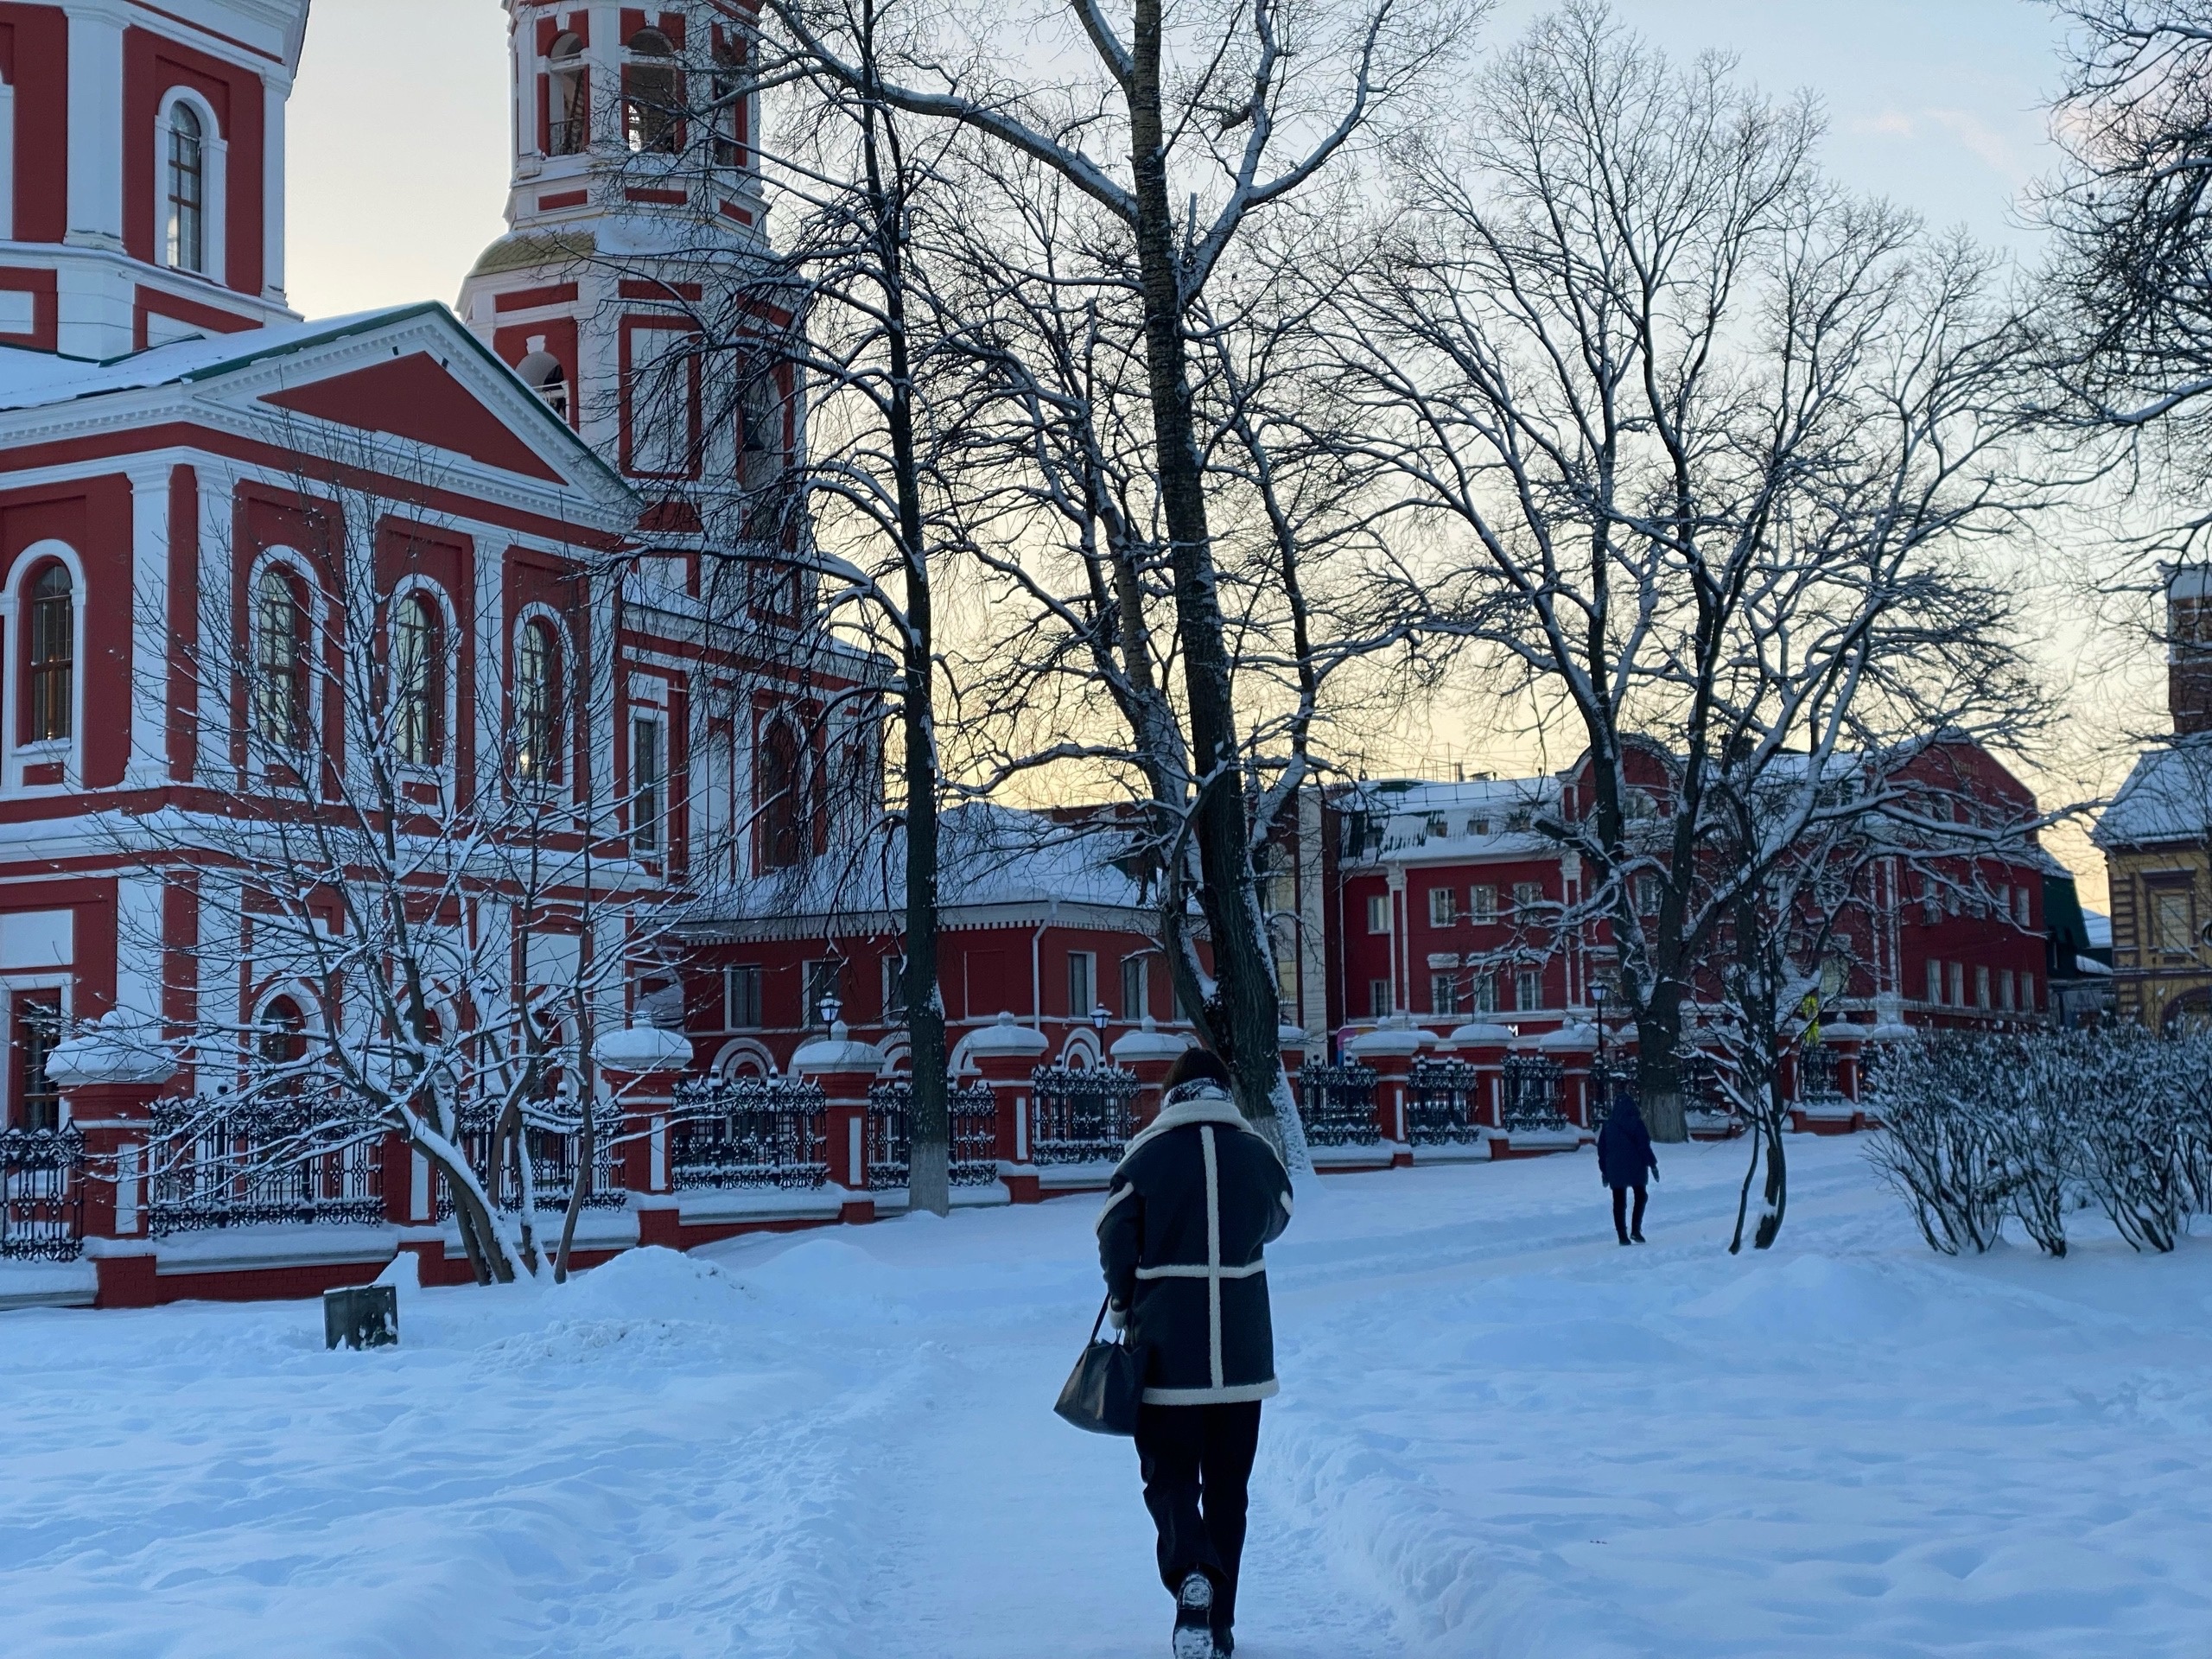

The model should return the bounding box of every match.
[392,594,445,766]
[166,104,206,273]
[548,32,588,156]
[253,566,306,748]
[518,351,569,423]
[624,29,681,154]
[515,619,561,783]
[26,563,72,744]
[760,720,804,869]
[257,996,306,1096]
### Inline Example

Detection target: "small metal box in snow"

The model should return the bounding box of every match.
[323,1284,398,1351]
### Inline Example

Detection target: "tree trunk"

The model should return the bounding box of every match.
[1125,0,1281,1127]
[1637,995,1689,1144]
[861,92,950,1217]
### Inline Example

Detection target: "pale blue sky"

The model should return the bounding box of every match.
[286,0,2070,318]
[287,1,2124,896]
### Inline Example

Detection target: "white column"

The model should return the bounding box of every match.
[126,463,174,788]
[262,74,289,302]
[114,871,167,1025]
[0,82,16,241]
[65,5,128,252]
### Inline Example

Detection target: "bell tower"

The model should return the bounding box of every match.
[460,2,775,518]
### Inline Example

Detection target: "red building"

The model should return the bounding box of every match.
[1327,741,2063,1057]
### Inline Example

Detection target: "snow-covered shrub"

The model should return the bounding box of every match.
[1870,1030,2212,1257]
[1865,1040,2008,1255]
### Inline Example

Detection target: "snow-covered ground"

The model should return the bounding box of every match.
[5,1135,2211,1657]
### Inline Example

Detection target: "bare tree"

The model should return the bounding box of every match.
[1332,2,2050,1139]
[758,0,1471,1139]
[2039,1,2212,529]
[118,439,666,1283]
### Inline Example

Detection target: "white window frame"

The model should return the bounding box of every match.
[0,74,15,241]
[154,87,228,284]
[624,321,699,477]
[0,540,86,794]
[630,710,666,855]
[1365,893,1390,935]
[1514,966,1541,1013]
[1067,950,1096,1021]
[509,603,571,791]
[1469,885,1497,924]
[1120,954,1147,1021]
[385,575,458,781]
[1927,958,1944,1006]
[1427,886,1455,927]
[245,548,325,770]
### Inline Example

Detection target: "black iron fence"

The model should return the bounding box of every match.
[1030,1065,1138,1165]
[447,1104,625,1216]
[1297,1064,1381,1146]
[149,1098,385,1236]
[668,1076,829,1189]
[866,1079,1001,1189]
[1799,1042,1842,1102]
[1406,1058,1484,1146]
[1588,1053,1635,1132]
[1,1126,84,1261]
[1500,1054,1568,1132]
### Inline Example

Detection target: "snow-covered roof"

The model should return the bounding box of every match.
[0,308,422,413]
[2084,910,2113,950]
[2093,738,2212,849]
[689,803,1155,934]
[1344,777,1560,861]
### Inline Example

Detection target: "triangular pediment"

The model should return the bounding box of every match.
[260,353,565,483]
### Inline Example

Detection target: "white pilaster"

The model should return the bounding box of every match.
[125,463,176,788]
[262,74,289,302]
[64,5,129,254]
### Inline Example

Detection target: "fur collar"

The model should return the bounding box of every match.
[1116,1084,1258,1167]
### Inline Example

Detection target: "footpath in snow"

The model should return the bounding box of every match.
[3,1135,2211,1657]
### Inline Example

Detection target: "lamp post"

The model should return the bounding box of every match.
[820,994,842,1031]
[1593,982,1607,1075]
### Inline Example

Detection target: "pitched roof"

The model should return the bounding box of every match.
[2093,738,2212,849]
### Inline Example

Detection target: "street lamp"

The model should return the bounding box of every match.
[1091,1005,1111,1034]
[819,994,842,1030]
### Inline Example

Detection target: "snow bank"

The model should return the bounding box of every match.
[5,1136,2211,1657]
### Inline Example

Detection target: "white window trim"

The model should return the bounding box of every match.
[0,539,86,795]
[244,546,325,785]
[2,976,72,1130]
[631,709,667,855]
[385,575,460,783]
[154,86,228,285]
[508,602,571,795]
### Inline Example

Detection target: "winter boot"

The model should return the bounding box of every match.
[1631,1230,1647,1243]
[1172,1572,1216,1659]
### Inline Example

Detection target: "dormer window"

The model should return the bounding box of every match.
[166,105,206,273]
[548,33,588,156]
[625,29,681,155]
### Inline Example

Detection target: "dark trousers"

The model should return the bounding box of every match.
[1611,1182,1649,1241]
[1135,1401,1262,1638]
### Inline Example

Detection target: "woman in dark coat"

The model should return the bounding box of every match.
[1596,1094,1659,1244]
[1098,1046,1293,1659]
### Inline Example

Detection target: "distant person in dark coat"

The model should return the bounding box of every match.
[1098,1046,1294,1659]
[1597,1093,1659,1244]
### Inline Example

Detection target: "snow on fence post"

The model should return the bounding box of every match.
[1346,1017,1423,1168]
[592,1023,693,1248]
[48,1011,177,1309]
[966,1013,1050,1204]
[1448,1022,1515,1142]
[1538,1024,1599,1135]
[1110,1016,1187,1128]
[790,1020,886,1225]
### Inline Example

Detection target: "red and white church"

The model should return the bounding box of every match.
[0,1,2074,1306]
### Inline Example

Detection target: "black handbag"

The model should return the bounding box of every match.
[1053,1294,1147,1436]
